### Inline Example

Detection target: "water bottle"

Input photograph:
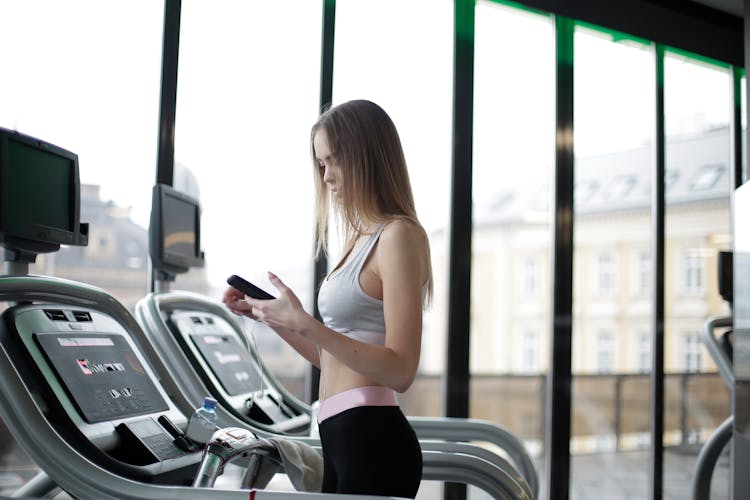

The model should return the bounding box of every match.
[185,397,218,444]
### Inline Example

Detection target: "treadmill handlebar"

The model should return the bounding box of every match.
[702,315,733,390]
[193,427,273,488]
[0,274,141,332]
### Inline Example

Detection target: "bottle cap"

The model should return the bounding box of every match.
[203,397,217,410]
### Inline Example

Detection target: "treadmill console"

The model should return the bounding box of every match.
[189,332,263,396]
[34,332,169,423]
[0,304,202,482]
[168,310,309,434]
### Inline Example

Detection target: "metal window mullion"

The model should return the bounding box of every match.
[731,66,743,189]
[319,0,336,112]
[444,0,474,420]
[649,43,666,500]
[152,0,181,293]
[307,0,336,404]
[545,14,574,500]
[156,0,181,187]
[443,1,474,499]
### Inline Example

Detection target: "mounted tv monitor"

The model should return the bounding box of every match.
[149,183,204,278]
[0,128,89,257]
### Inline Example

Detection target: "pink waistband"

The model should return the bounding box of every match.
[317,386,398,423]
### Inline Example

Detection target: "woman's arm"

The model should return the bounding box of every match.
[222,286,321,368]
[247,220,429,392]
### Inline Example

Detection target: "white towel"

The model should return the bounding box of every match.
[242,437,323,492]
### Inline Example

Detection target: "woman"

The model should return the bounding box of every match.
[223,99,432,498]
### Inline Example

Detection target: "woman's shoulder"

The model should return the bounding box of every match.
[379,217,428,250]
[377,217,433,300]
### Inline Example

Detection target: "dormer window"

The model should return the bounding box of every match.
[605,175,636,199]
[690,163,724,190]
[575,179,599,203]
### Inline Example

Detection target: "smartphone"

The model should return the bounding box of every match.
[227,274,276,300]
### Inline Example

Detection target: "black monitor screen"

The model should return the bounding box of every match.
[0,128,87,253]
[6,139,73,233]
[34,332,169,424]
[162,193,198,261]
[149,183,204,276]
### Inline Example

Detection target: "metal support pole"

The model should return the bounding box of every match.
[649,43,666,500]
[544,14,575,500]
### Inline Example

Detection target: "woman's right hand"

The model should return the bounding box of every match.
[222,286,255,318]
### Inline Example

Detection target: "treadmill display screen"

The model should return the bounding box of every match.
[189,333,262,396]
[34,333,169,423]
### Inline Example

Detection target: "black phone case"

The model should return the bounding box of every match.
[227,275,275,300]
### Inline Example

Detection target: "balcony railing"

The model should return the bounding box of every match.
[399,372,729,456]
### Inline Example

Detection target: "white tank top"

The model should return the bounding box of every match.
[317,225,387,346]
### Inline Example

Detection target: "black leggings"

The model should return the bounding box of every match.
[318,405,422,498]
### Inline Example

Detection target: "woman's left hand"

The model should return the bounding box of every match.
[244,272,308,333]
[222,285,256,318]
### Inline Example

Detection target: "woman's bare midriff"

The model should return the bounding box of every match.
[319,349,385,400]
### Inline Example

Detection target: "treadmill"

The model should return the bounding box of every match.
[136,291,535,499]
[0,275,504,500]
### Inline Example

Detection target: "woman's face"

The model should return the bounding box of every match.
[314,130,342,200]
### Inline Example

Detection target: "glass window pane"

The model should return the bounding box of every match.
[333,0,453,418]
[0,1,163,309]
[176,0,322,399]
[664,51,732,499]
[572,25,654,499]
[471,0,554,477]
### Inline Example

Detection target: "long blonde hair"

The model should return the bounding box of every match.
[310,99,432,303]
